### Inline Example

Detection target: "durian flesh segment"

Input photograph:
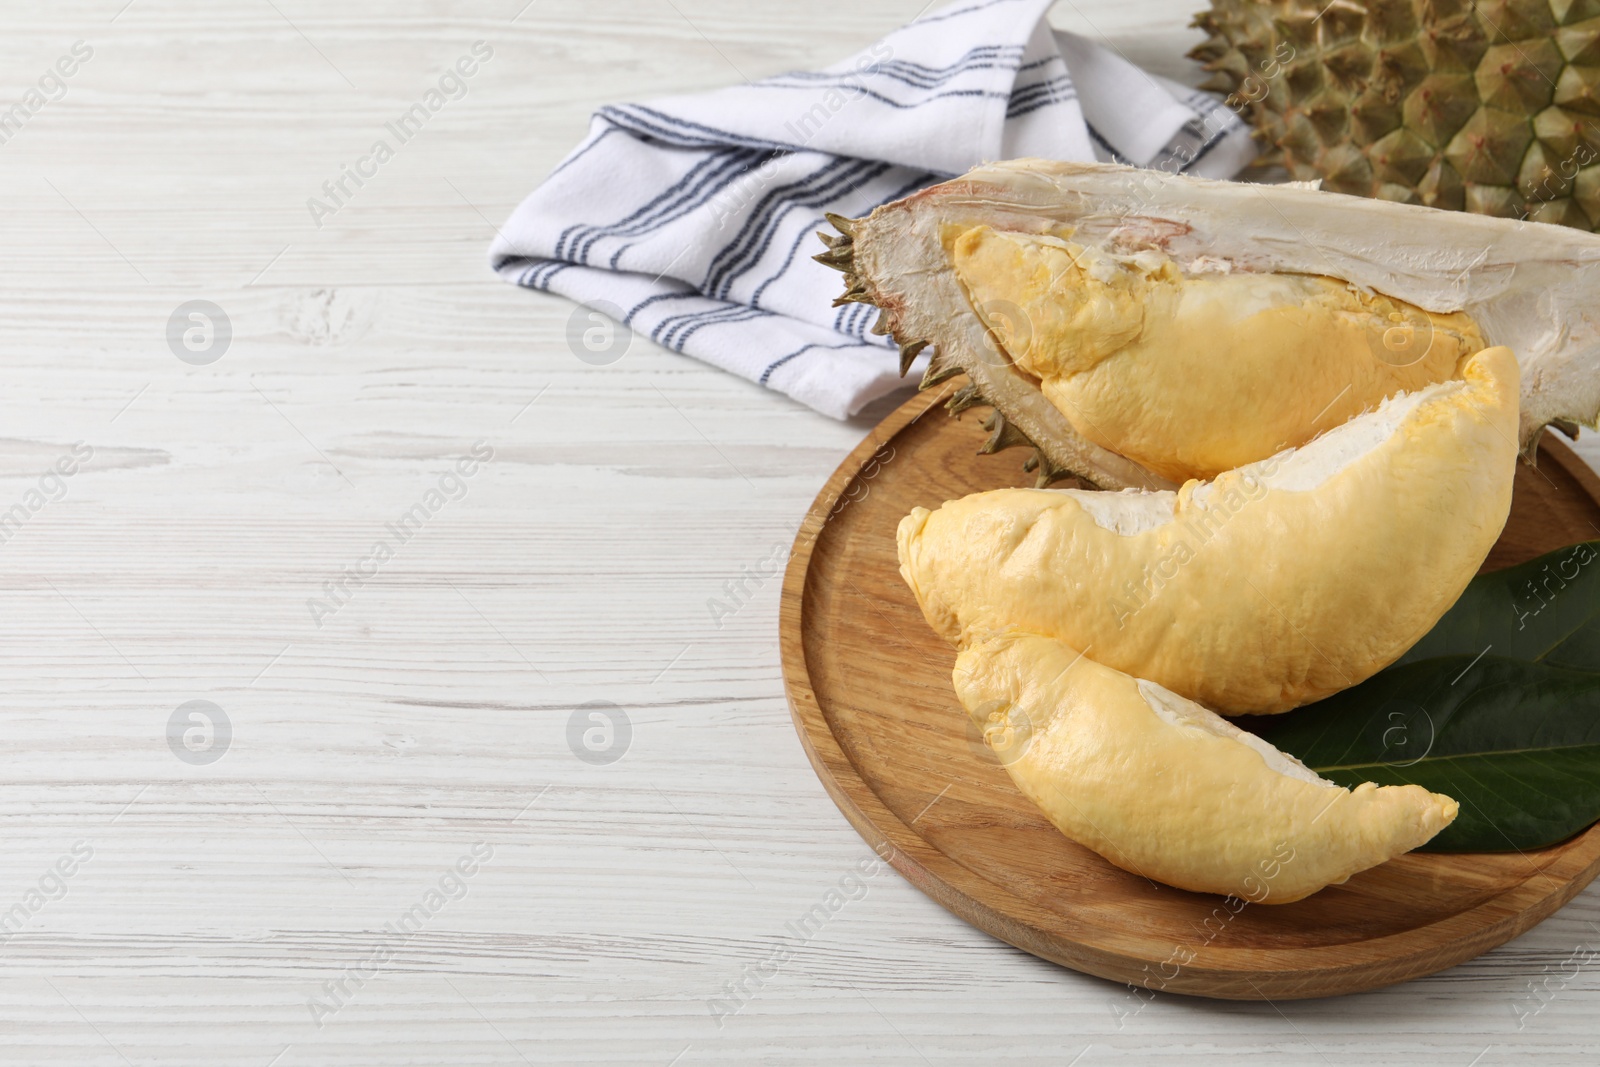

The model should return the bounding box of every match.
[954,632,1458,904]
[849,159,1600,482]
[948,225,1485,483]
[899,347,1520,715]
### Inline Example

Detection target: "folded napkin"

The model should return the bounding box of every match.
[491,0,1257,419]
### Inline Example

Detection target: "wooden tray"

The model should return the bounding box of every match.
[779,380,1600,1001]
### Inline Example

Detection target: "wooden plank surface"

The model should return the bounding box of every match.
[0,0,1597,1063]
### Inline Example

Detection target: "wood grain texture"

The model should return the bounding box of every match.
[781,382,1600,1001]
[2,0,1600,1063]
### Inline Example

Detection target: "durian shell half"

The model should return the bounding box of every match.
[825,159,1600,490]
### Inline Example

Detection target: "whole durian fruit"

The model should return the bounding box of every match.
[1190,0,1600,228]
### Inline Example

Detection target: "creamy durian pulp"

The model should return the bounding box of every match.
[947,224,1485,483]
[900,350,1517,898]
[899,346,1520,715]
[955,633,1458,903]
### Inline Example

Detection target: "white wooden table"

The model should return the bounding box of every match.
[3,1,1598,1063]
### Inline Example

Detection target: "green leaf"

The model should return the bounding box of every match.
[1246,540,1600,852]
[1396,540,1600,670]
[1251,655,1600,851]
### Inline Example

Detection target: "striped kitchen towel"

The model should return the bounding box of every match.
[490,0,1257,419]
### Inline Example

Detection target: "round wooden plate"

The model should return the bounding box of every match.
[779,380,1600,1001]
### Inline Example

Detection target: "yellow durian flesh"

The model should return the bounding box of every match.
[954,632,1458,903]
[900,346,1520,715]
[948,225,1485,483]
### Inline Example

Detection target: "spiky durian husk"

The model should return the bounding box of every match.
[816,214,1091,489]
[1191,0,1600,229]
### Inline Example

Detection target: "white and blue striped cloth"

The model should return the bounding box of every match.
[490,0,1257,419]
